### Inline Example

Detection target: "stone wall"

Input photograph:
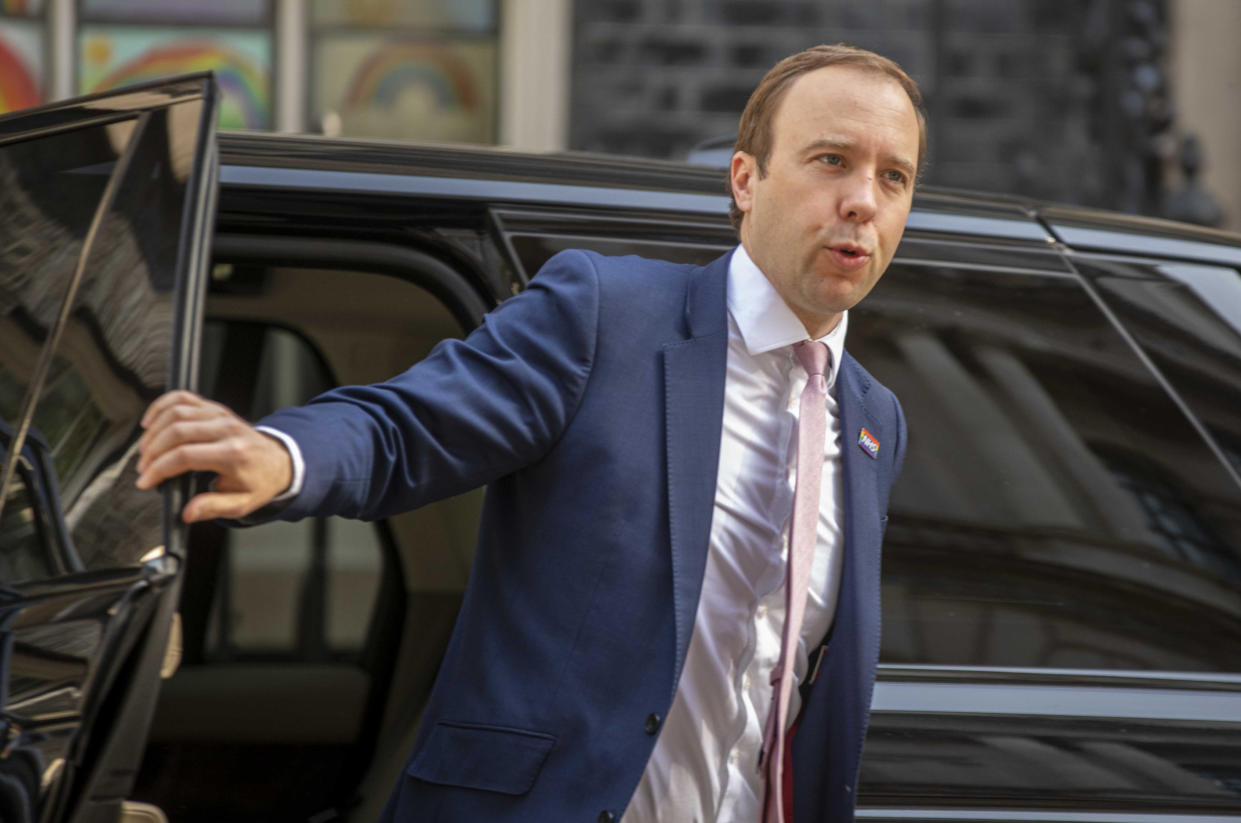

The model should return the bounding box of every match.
[570,0,1168,213]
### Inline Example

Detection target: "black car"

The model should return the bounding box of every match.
[3,75,1241,823]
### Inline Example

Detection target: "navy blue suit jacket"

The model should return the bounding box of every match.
[259,249,906,822]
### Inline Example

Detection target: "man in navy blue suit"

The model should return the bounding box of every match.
[138,44,924,823]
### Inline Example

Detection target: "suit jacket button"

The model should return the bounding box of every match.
[598,812,615,823]
[644,713,661,734]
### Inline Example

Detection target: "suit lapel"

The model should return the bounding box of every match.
[661,252,729,701]
[834,353,886,685]
[837,352,884,586]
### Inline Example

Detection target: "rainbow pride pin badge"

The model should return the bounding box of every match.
[858,428,879,459]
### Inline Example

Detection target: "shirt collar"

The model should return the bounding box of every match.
[727,244,848,386]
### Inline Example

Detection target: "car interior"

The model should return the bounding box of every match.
[133,255,482,822]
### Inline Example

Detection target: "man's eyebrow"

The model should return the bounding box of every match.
[802,137,852,154]
[802,138,917,178]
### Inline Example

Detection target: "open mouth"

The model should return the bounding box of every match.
[827,244,870,269]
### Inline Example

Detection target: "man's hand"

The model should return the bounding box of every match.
[136,390,294,523]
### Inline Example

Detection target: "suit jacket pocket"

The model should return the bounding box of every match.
[406,721,556,796]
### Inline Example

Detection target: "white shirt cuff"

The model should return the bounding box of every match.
[255,425,305,503]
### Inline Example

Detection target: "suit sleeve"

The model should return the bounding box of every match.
[256,249,600,522]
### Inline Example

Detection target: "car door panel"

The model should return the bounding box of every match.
[851,239,1241,816]
[0,75,218,823]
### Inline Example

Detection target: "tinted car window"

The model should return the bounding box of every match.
[0,103,205,573]
[54,107,202,570]
[0,121,119,430]
[0,119,131,582]
[508,233,729,279]
[851,259,1241,671]
[1079,258,1241,480]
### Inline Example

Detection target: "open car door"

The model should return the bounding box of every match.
[0,75,217,823]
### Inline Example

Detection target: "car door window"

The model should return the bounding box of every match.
[5,105,208,572]
[508,233,729,277]
[851,259,1241,671]
[491,207,738,282]
[0,122,119,584]
[0,101,209,576]
[1078,257,1241,478]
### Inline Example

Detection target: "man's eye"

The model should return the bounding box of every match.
[883,170,908,185]
[819,154,843,166]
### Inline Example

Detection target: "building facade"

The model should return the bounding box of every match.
[0,0,1232,226]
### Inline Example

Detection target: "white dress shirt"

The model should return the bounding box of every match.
[622,245,847,822]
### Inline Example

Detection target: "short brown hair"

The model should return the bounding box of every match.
[728,44,927,230]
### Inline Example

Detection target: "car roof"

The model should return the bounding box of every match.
[216,130,1241,265]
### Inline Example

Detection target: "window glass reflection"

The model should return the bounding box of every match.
[508,234,729,281]
[51,104,200,570]
[852,261,1241,671]
[1085,259,1241,481]
[0,121,120,438]
[0,120,124,582]
[1,100,203,575]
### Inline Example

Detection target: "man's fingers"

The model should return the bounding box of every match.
[135,440,243,490]
[138,402,218,454]
[181,490,258,524]
[141,390,214,428]
[135,391,293,519]
[139,396,235,452]
[137,416,238,475]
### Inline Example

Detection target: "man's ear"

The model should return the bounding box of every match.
[730,151,757,215]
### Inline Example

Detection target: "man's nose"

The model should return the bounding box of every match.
[840,173,878,222]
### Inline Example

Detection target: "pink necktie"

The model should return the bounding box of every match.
[760,340,829,823]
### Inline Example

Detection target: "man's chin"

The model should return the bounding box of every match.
[806,277,872,315]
